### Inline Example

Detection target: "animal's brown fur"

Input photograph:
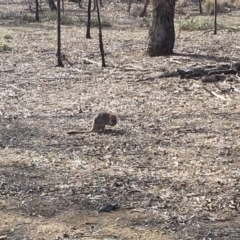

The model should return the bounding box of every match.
[67,112,117,134]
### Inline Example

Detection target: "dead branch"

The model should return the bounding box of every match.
[202,75,226,83]
[0,69,14,73]
[202,86,229,101]
[159,62,240,81]
[81,58,101,66]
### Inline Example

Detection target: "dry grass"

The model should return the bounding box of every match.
[235,0,240,8]
[204,0,223,15]
[203,0,238,15]
[0,0,240,240]
[176,0,188,14]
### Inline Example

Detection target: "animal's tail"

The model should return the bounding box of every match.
[67,131,87,135]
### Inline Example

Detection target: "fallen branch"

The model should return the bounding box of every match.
[159,71,179,78]
[81,58,101,66]
[0,69,14,73]
[136,77,155,82]
[202,86,229,101]
[202,75,226,83]
[70,66,82,73]
[159,62,240,81]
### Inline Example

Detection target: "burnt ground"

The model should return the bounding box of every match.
[0,0,240,239]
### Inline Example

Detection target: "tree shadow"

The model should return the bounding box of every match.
[0,112,240,240]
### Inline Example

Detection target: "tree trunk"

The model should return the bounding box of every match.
[57,0,64,66]
[147,0,175,56]
[35,0,39,21]
[48,0,57,11]
[139,0,150,17]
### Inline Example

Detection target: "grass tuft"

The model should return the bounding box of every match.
[0,11,18,19]
[180,16,228,31]
[84,17,112,28]
[180,17,212,31]
[0,41,12,52]
[22,14,35,22]
[4,34,12,40]
[61,14,74,25]
[45,11,57,21]
[130,7,140,17]
[45,11,73,25]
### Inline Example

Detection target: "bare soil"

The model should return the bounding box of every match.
[0,0,240,239]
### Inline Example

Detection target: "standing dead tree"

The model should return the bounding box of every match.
[95,0,106,67]
[56,0,64,66]
[147,0,175,56]
[86,0,106,66]
[35,0,39,21]
[86,0,92,38]
[92,0,103,10]
[214,0,217,34]
[26,0,42,13]
[199,0,202,13]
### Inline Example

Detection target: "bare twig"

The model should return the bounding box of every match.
[81,58,101,66]
[202,86,229,101]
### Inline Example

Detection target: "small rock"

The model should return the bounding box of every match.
[63,233,69,238]
[99,203,119,212]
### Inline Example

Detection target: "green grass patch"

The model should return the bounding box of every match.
[180,16,228,31]
[130,7,140,18]
[84,17,112,28]
[0,41,12,52]
[101,17,112,28]
[45,11,57,21]
[61,14,74,25]
[22,14,35,22]
[4,34,12,40]
[0,11,18,19]
[45,11,73,25]
[180,17,213,31]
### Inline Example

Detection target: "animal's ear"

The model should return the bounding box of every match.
[109,114,117,119]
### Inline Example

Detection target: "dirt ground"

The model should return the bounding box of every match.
[0,0,240,239]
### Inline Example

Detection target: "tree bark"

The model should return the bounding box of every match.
[147,0,175,56]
